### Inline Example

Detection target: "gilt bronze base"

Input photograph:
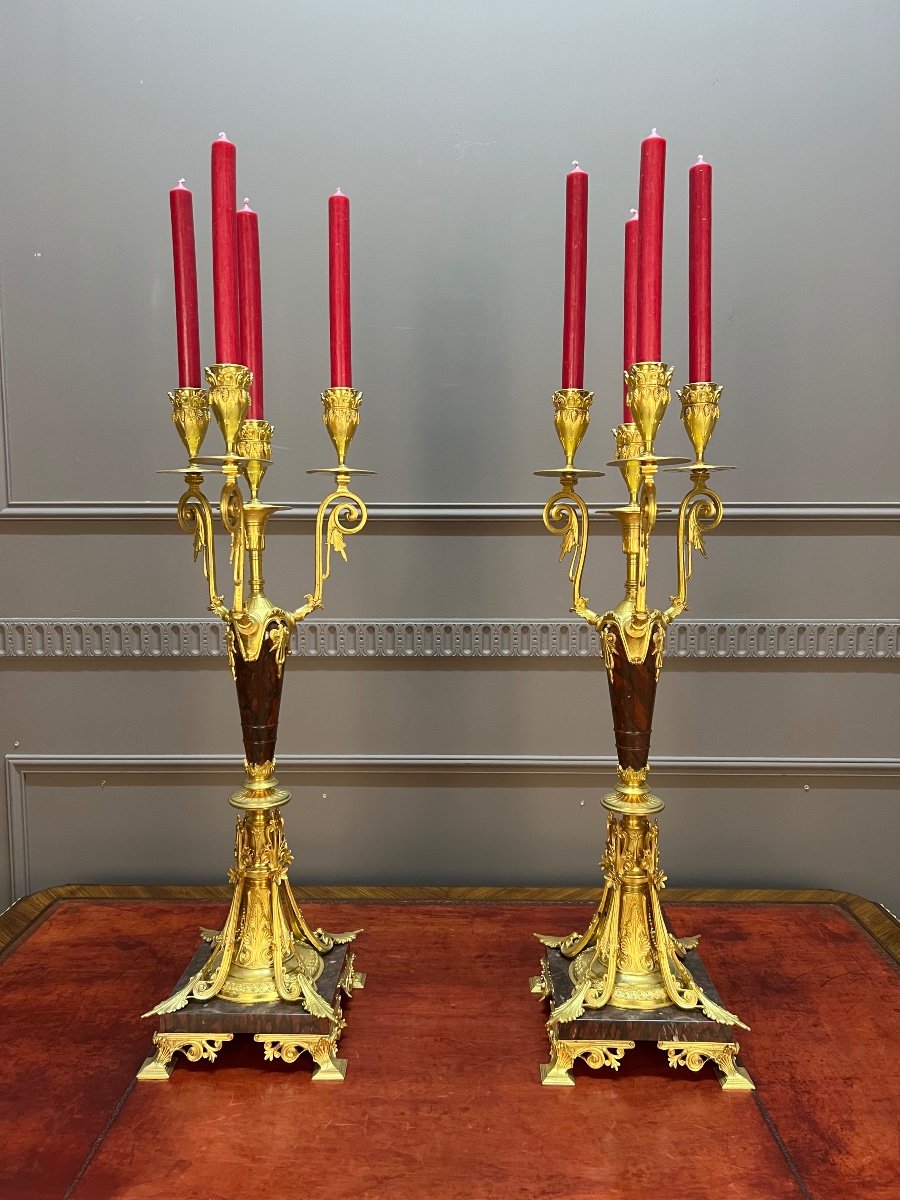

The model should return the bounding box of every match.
[532,944,754,1090]
[138,941,364,1081]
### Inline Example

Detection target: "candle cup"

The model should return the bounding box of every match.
[678,382,722,465]
[170,387,210,462]
[236,418,274,501]
[625,362,674,456]
[613,421,645,506]
[205,364,253,456]
[552,388,594,469]
[321,387,362,468]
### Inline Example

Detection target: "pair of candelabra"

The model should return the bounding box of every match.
[138,356,752,1092]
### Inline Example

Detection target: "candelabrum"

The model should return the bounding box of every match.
[137,365,371,1082]
[530,363,754,1091]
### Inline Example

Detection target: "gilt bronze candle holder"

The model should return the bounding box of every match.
[531,365,754,1091]
[137,368,371,1082]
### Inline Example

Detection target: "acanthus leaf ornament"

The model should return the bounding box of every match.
[329,523,348,560]
[652,625,666,680]
[268,622,292,675]
[659,1040,755,1090]
[559,523,576,561]
[137,1034,234,1078]
[600,625,618,679]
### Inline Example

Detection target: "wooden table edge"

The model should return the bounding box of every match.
[1,882,897,963]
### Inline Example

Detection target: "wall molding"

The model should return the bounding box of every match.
[0,619,897,660]
[7,752,899,900]
[1,499,898,523]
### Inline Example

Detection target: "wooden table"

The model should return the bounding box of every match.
[1,885,898,1199]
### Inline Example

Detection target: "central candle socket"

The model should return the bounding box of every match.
[206,363,252,456]
[236,418,274,500]
[625,362,674,456]
[614,422,645,507]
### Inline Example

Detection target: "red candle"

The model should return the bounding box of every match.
[623,209,639,423]
[689,155,712,382]
[561,162,588,389]
[328,189,352,387]
[169,180,201,388]
[237,199,264,419]
[636,129,666,362]
[211,133,241,364]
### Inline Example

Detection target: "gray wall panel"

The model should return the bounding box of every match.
[1,660,897,759]
[0,523,898,620]
[0,2,898,506]
[15,765,900,909]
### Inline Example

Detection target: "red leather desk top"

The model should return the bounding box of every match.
[1,887,897,1200]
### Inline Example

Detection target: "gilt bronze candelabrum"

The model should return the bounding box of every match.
[138,364,371,1082]
[530,364,754,1091]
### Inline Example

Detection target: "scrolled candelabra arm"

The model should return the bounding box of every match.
[633,461,659,626]
[177,473,228,619]
[663,467,724,625]
[292,480,369,623]
[219,469,246,617]
[543,481,600,626]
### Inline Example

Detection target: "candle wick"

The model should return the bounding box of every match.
[630,208,638,218]
[178,178,186,187]
[334,187,343,194]
[571,160,579,168]
[697,154,705,162]
[243,197,251,207]
[651,128,658,136]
